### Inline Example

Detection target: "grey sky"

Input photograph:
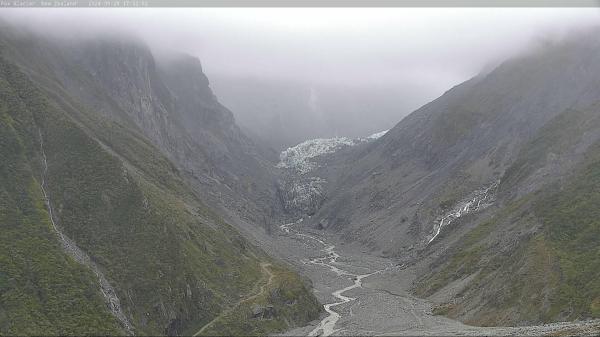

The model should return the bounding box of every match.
[2,8,600,146]
[4,8,600,93]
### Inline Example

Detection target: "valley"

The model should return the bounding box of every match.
[273,219,600,336]
[2,11,600,336]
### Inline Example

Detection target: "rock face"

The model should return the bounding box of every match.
[298,29,600,325]
[4,18,600,332]
[307,30,600,252]
[251,305,276,320]
[3,28,282,228]
[155,52,283,225]
[0,23,320,336]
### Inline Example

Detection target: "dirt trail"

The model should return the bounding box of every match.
[243,263,275,304]
[193,262,274,336]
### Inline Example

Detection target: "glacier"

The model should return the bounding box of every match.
[277,130,388,215]
[277,130,388,174]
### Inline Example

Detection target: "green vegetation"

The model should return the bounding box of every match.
[416,245,483,297]
[0,51,321,335]
[417,197,563,325]
[198,264,322,336]
[416,197,530,298]
[533,141,600,320]
[418,106,600,325]
[432,303,455,316]
[0,56,124,335]
[501,106,600,191]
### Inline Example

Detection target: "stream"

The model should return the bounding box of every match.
[278,216,600,337]
[279,220,387,336]
[428,181,499,244]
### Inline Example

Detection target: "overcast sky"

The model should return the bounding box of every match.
[3,8,600,93]
[2,8,600,145]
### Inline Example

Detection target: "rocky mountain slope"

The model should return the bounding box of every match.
[0,25,282,229]
[0,23,320,336]
[415,104,600,326]
[294,29,600,326]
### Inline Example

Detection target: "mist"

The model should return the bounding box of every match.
[2,8,599,148]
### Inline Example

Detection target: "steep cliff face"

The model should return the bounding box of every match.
[158,54,229,129]
[0,25,320,336]
[156,54,282,223]
[0,27,282,228]
[71,38,175,144]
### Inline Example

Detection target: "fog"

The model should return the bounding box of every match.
[2,8,600,148]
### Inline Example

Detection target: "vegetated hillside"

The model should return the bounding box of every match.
[298,29,600,325]
[0,54,123,336]
[416,105,600,325]
[0,24,283,230]
[0,29,320,335]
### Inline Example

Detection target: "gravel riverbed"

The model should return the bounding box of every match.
[271,219,600,336]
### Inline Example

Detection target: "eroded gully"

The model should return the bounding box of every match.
[37,129,134,335]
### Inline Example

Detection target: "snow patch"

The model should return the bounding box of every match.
[363,129,389,141]
[277,130,388,215]
[277,130,388,174]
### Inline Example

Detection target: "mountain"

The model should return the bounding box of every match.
[210,75,417,150]
[415,104,600,325]
[0,23,320,335]
[1,25,283,229]
[291,29,600,325]
[4,15,600,335]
